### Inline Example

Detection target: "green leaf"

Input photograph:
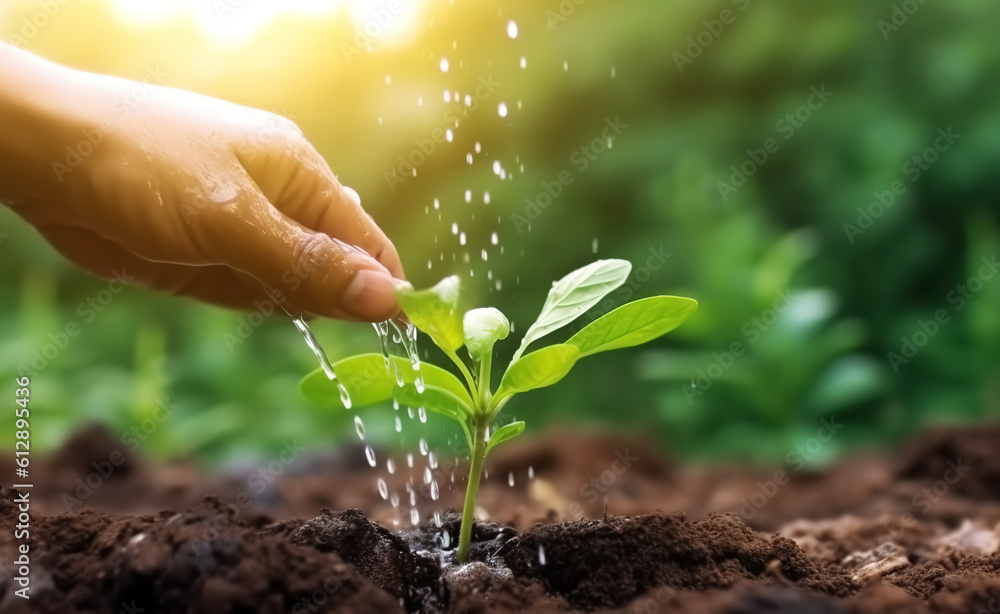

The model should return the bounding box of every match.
[567,296,698,358]
[486,421,525,454]
[393,383,474,422]
[512,259,631,362]
[463,307,510,361]
[397,276,465,352]
[299,354,473,409]
[495,343,580,404]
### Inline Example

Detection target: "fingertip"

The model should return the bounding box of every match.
[340,268,400,322]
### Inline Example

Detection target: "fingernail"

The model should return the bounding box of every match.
[341,269,398,321]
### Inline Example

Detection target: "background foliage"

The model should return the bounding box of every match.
[2,0,998,466]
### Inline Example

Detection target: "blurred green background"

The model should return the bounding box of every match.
[1,0,998,466]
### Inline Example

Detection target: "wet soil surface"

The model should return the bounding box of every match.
[2,423,1000,613]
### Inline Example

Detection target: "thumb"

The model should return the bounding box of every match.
[203,187,400,321]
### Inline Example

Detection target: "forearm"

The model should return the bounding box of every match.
[0,43,91,209]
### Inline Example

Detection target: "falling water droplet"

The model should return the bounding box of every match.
[441,530,451,547]
[418,406,427,423]
[508,471,515,487]
[430,480,440,500]
[410,508,420,525]
[466,153,473,164]
[387,458,396,474]
[491,231,499,245]
[377,478,388,499]
[506,20,518,38]
[433,198,440,210]
[354,416,366,440]
[292,316,351,408]
[592,237,599,253]
[445,128,454,142]
[520,56,527,69]
[475,141,482,153]
[459,232,467,246]
[484,191,491,204]
[482,249,488,261]
[407,453,414,468]
[538,545,547,565]
[464,189,472,203]
[452,222,459,235]
[440,57,449,72]
[423,467,433,484]
[390,493,400,508]
[374,321,391,372]
[419,438,429,455]
[365,445,377,467]
[563,61,569,71]
[429,451,438,468]
[498,102,508,117]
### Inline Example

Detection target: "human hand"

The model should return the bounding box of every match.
[0,46,404,322]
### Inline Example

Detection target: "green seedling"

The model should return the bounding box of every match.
[299,259,697,561]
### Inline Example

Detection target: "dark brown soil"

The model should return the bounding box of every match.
[2,423,1000,613]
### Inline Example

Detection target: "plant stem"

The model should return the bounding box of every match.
[477,351,492,408]
[444,348,478,394]
[457,413,488,563]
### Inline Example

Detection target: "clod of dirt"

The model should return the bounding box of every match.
[501,511,856,610]
[291,508,447,613]
[0,494,404,614]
